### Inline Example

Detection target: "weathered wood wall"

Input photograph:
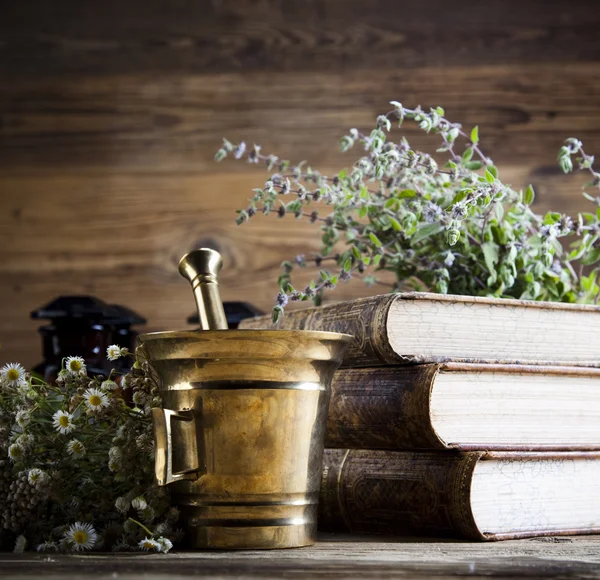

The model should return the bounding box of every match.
[1,0,599,367]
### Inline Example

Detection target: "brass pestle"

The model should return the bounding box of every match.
[178,248,228,331]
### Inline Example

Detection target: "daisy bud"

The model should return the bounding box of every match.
[115,496,130,513]
[132,496,148,511]
[101,379,118,391]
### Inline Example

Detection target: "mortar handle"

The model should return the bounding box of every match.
[178,248,228,330]
[152,408,201,486]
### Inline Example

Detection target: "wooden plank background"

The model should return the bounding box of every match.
[1,0,599,368]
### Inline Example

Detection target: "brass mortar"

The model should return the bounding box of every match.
[141,249,352,549]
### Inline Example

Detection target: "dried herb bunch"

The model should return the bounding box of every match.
[217,103,600,322]
[0,352,178,553]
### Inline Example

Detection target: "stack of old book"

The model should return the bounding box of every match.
[240,292,600,540]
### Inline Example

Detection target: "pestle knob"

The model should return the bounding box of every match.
[178,249,228,330]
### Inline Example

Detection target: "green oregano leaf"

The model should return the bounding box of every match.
[523,184,535,205]
[470,126,479,145]
[389,217,402,231]
[369,232,383,247]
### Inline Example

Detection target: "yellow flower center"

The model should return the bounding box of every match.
[69,360,82,372]
[89,395,102,407]
[72,531,88,545]
[72,443,83,454]
[7,369,19,381]
[59,415,70,427]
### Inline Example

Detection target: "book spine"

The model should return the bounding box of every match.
[318,449,485,540]
[239,294,404,366]
[325,365,447,450]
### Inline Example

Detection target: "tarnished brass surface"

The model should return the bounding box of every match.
[141,329,352,549]
[178,248,228,330]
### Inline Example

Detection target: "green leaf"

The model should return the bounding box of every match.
[384,198,398,209]
[272,306,284,325]
[352,246,362,259]
[581,248,600,266]
[523,184,535,205]
[487,165,498,178]
[389,217,402,232]
[462,147,474,163]
[369,233,383,247]
[343,257,353,272]
[568,244,588,261]
[484,169,495,184]
[412,223,444,244]
[359,186,369,200]
[358,206,368,219]
[214,148,227,162]
[482,241,499,275]
[470,126,479,145]
[543,212,561,225]
[436,106,445,116]
[452,190,469,204]
[397,189,417,199]
[372,254,382,267]
[464,161,483,170]
[491,224,507,245]
[362,256,371,266]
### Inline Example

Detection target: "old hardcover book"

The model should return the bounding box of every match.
[326,363,600,451]
[319,449,600,540]
[238,292,600,367]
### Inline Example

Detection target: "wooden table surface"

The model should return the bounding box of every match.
[2,534,600,579]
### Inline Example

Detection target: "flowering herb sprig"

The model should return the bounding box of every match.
[217,103,600,322]
[0,350,178,553]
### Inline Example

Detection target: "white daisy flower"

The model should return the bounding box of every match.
[28,468,47,485]
[15,409,30,429]
[83,388,109,413]
[65,356,86,376]
[1,363,27,388]
[107,345,128,361]
[101,379,118,391]
[8,443,24,461]
[63,522,97,551]
[67,439,86,458]
[156,536,173,553]
[13,535,26,553]
[52,410,76,434]
[36,541,58,552]
[138,537,161,552]
[115,496,130,513]
[131,496,147,511]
